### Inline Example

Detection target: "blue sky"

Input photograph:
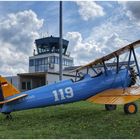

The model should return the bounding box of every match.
[0,1,122,37]
[0,1,140,76]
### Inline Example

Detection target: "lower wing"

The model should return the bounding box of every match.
[87,86,140,105]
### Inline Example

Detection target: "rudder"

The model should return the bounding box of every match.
[0,76,20,99]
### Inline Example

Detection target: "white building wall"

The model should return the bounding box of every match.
[46,73,75,84]
[5,76,19,89]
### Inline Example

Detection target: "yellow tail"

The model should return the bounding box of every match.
[0,76,20,99]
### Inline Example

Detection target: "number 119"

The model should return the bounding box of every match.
[52,87,74,101]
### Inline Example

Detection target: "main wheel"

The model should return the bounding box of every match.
[105,104,117,111]
[124,102,138,114]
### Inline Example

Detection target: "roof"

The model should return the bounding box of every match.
[17,72,46,77]
[63,66,81,71]
[17,71,75,77]
[35,36,69,46]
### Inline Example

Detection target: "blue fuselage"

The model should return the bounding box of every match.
[1,69,131,113]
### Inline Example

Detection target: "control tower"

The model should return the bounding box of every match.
[29,36,74,73]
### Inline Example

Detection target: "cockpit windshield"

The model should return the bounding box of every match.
[74,67,104,82]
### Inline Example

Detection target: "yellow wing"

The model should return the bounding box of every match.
[87,86,140,105]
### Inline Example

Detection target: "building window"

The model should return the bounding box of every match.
[44,57,48,64]
[38,59,41,65]
[35,65,39,72]
[27,82,31,90]
[49,56,55,63]
[44,65,48,71]
[35,59,38,65]
[67,60,70,66]
[22,82,26,90]
[41,58,45,65]
[55,56,58,64]
[22,81,31,90]
[29,59,34,66]
[55,56,59,64]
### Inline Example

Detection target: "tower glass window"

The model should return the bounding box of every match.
[29,36,74,73]
[29,59,34,66]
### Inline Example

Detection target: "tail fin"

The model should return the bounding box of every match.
[0,76,20,100]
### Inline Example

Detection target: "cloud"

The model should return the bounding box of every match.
[66,32,100,65]
[65,2,140,66]
[76,1,105,21]
[120,1,140,24]
[66,31,130,66]
[66,32,126,65]
[0,10,44,76]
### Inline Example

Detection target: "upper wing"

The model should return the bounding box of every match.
[71,40,140,72]
[87,86,140,105]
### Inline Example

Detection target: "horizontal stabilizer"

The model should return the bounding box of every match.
[87,86,140,105]
[0,94,28,105]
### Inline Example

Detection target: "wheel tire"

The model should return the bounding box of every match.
[124,102,138,114]
[105,104,117,111]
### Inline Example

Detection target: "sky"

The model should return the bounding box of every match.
[0,1,140,76]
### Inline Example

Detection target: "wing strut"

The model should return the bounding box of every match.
[102,61,107,75]
[124,49,132,87]
[116,55,119,74]
[132,47,140,80]
[87,67,89,74]
[91,66,98,74]
[75,71,78,82]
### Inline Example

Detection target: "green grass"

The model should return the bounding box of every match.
[0,101,140,138]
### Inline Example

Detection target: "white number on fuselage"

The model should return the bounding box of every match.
[53,87,74,102]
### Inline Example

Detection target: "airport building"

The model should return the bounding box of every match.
[29,36,73,73]
[6,36,77,92]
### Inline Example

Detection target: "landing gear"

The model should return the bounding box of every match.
[6,114,12,120]
[105,104,117,111]
[3,113,12,120]
[124,102,138,114]
[104,102,138,114]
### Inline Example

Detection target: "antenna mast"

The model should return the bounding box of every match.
[59,1,63,81]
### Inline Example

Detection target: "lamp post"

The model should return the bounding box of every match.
[59,1,63,81]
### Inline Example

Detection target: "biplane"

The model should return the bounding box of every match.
[1,40,140,119]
